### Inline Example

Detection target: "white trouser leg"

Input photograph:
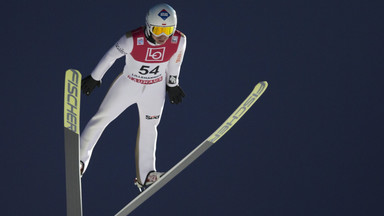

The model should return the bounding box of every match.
[135,83,166,184]
[80,75,138,173]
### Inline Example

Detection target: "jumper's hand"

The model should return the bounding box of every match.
[166,85,185,104]
[81,75,101,96]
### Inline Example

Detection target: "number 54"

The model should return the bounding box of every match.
[139,65,160,75]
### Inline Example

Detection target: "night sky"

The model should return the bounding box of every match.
[2,0,383,215]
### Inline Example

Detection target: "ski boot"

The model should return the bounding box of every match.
[134,171,164,193]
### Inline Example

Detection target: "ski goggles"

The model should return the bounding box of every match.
[150,26,175,36]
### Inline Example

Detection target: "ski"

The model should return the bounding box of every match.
[64,69,83,216]
[115,81,268,216]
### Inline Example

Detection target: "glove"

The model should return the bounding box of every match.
[166,85,185,104]
[81,75,101,96]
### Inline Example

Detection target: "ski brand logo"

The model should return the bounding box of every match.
[146,115,160,120]
[158,9,170,20]
[145,47,166,61]
[64,69,81,134]
[207,82,267,143]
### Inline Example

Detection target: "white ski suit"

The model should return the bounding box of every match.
[80,27,186,184]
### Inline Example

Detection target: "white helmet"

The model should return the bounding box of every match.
[145,3,177,37]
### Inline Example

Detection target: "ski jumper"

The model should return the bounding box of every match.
[80,27,186,184]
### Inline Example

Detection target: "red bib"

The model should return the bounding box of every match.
[130,27,181,63]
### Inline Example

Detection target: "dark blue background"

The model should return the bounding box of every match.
[2,0,383,215]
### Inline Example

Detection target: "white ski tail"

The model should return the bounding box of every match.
[115,81,268,216]
[64,69,83,216]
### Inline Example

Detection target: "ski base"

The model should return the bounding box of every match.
[115,81,268,216]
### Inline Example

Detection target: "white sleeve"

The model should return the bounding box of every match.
[166,34,187,87]
[90,35,132,81]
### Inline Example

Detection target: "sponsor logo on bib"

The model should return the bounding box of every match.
[145,47,166,61]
